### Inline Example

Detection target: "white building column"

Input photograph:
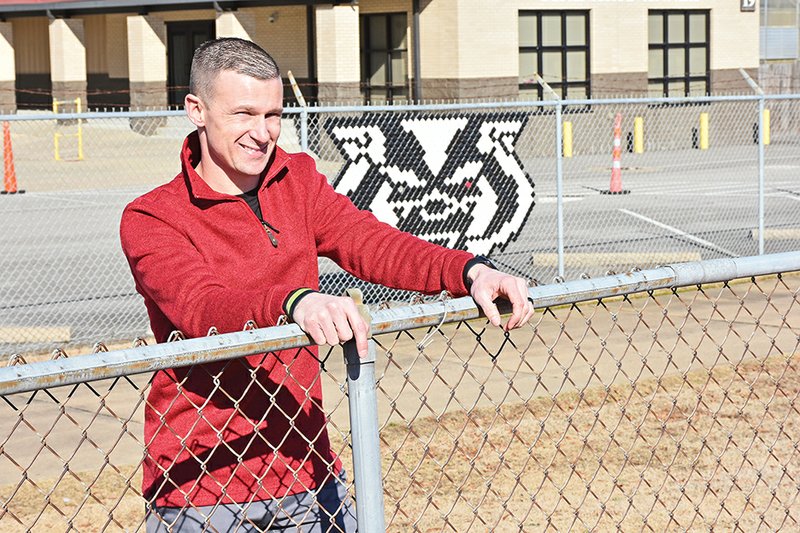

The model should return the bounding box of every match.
[215,10,256,41]
[49,18,87,109]
[126,15,167,110]
[0,22,15,112]
[314,4,360,103]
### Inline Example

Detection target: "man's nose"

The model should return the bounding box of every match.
[250,117,271,143]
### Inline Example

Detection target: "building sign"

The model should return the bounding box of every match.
[325,113,535,256]
[741,0,756,12]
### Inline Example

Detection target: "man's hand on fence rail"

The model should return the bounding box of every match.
[466,265,534,331]
[292,292,370,358]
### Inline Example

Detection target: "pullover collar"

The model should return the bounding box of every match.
[180,130,291,202]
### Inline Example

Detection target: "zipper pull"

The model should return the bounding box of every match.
[261,221,279,248]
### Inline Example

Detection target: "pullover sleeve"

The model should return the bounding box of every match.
[304,160,474,297]
[120,199,294,340]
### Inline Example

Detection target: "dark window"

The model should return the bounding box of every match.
[648,11,709,97]
[167,20,215,108]
[360,13,409,104]
[518,10,590,100]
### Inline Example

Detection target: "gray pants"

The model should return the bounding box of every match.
[146,475,357,532]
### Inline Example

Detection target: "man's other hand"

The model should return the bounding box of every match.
[292,293,369,357]
[467,265,535,331]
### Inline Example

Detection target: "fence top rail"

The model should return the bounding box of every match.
[0,109,188,122]
[2,93,800,122]
[1,252,798,396]
[298,93,800,114]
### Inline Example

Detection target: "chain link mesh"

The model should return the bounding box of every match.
[0,340,355,531]
[1,97,799,360]
[0,270,798,530]
[375,273,800,530]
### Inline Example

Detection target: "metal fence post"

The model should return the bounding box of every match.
[555,101,565,277]
[301,106,309,153]
[741,68,766,256]
[343,289,385,533]
[758,95,765,255]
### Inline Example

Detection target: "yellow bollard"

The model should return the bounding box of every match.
[633,116,644,153]
[75,97,84,160]
[763,109,771,146]
[699,112,709,150]
[563,121,573,158]
[54,132,61,161]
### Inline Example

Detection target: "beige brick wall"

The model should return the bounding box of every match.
[248,6,309,78]
[418,0,459,79]
[83,15,106,74]
[126,15,167,83]
[12,17,49,74]
[360,0,411,15]
[0,22,14,81]
[456,0,517,78]
[49,19,86,83]
[710,1,759,70]
[315,5,360,84]
[589,5,648,74]
[215,10,256,41]
[106,14,129,79]
[419,0,519,83]
[153,9,216,23]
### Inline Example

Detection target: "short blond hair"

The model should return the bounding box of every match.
[189,38,280,101]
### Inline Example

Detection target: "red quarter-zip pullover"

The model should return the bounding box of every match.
[120,132,473,507]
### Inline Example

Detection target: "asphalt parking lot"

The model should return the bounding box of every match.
[0,114,799,354]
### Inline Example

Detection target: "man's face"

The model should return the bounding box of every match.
[193,70,283,184]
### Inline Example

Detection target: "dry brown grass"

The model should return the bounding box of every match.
[377,354,800,531]
[2,353,798,532]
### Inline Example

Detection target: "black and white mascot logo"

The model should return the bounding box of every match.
[325,113,535,256]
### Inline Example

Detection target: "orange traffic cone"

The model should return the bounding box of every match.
[602,113,629,195]
[2,121,24,195]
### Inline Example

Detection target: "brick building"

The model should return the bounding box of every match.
[0,0,760,112]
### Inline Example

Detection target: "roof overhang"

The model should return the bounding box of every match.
[0,0,355,18]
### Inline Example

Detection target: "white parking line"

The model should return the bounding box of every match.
[750,229,800,240]
[618,208,739,258]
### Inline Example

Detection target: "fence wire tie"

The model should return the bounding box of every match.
[7,353,26,366]
[51,348,69,360]
[167,330,185,342]
[132,337,149,348]
[417,291,450,351]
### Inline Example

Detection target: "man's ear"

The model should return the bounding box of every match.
[185,93,205,127]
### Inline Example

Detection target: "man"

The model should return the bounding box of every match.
[121,38,534,532]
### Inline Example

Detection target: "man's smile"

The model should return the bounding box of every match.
[239,143,268,155]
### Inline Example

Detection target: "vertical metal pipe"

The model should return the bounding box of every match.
[344,337,385,533]
[412,0,422,102]
[758,96,765,255]
[556,102,565,278]
[300,107,309,153]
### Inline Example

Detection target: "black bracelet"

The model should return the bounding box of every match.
[283,288,318,320]
[463,255,497,291]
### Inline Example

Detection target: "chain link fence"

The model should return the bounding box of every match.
[1,95,799,354]
[0,253,798,531]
